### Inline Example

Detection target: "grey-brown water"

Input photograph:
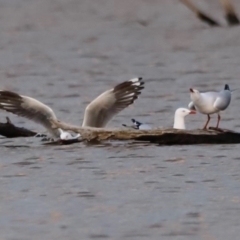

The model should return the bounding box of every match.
[0,0,240,239]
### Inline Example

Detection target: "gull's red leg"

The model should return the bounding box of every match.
[216,114,221,128]
[203,114,210,129]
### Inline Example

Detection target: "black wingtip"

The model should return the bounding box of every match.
[224,84,230,90]
[137,77,144,86]
[131,118,142,127]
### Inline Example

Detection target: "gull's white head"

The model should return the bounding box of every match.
[190,88,201,101]
[174,108,196,129]
[60,131,81,141]
[175,108,196,118]
[60,131,73,140]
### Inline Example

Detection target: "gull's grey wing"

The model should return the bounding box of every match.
[82,78,144,128]
[0,90,60,137]
[213,90,231,111]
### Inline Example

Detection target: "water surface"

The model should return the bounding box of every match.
[0,0,240,239]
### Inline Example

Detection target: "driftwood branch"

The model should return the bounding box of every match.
[180,0,220,26]
[180,0,240,27]
[220,0,240,26]
[0,117,37,138]
[50,119,240,145]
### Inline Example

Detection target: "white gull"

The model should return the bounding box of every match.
[189,84,231,129]
[0,78,144,140]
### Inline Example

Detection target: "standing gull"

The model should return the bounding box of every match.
[0,78,144,140]
[189,84,231,129]
[123,108,196,130]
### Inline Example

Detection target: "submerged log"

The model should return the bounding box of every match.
[220,0,240,26]
[0,117,37,138]
[180,0,220,27]
[180,0,240,27]
[50,119,240,145]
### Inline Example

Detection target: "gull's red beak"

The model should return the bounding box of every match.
[189,110,197,114]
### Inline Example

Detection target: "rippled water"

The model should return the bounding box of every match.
[0,0,240,239]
